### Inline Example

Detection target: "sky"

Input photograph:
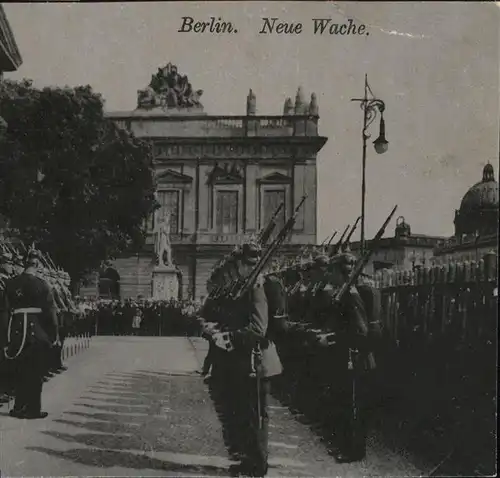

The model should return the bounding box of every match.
[3,1,499,241]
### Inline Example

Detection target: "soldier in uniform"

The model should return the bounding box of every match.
[1,249,60,419]
[317,252,382,463]
[204,242,283,477]
[0,247,15,402]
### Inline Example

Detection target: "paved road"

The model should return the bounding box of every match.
[0,337,425,477]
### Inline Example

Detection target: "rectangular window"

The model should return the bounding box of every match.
[216,191,238,233]
[262,189,286,238]
[159,190,180,234]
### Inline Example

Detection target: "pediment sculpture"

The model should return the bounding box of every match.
[137,62,203,110]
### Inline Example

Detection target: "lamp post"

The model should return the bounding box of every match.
[351,74,388,255]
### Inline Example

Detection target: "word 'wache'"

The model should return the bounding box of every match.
[259,17,368,35]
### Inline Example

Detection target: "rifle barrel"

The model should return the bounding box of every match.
[236,196,306,298]
[326,231,338,247]
[344,216,361,244]
[333,225,350,252]
[257,201,284,245]
[334,205,398,303]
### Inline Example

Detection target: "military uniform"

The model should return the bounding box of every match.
[204,242,283,477]
[2,251,59,419]
[321,252,382,463]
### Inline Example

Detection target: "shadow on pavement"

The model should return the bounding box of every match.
[26,446,230,476]
[29,371,231,476]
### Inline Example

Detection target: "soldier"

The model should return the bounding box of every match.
[1,249,60,419]
[317,252,382,463]
[205,241,283,477]
[0,247,15,402]
[47,270,67,374]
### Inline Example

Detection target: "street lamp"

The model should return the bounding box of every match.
[351,74,388,254]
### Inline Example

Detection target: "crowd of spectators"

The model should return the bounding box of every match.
[76,297,203,337]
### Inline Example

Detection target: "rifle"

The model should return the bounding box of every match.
[342,216,361,250]
[257,202,284,246]
[333,205,398,304]
[326,231,338,247]
[246,198,305,430]
[206,203,285,302]
[233,196,307,300]
[332,225,350,255]
[333,206,397,453]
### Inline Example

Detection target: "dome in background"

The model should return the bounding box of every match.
[459,163,498,212]
[454,163,499,236]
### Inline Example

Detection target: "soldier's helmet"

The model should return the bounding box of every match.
[25,248,42,267]
[314,254,330,268]
[240,241,261,266]
[329,252,357,275]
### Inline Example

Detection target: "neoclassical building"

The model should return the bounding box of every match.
[0,5,22,78]
[83,64,327,300]
[349,216,446,274]
[0,4,22,233]
[349,162,499,271]
[433,162,498,261]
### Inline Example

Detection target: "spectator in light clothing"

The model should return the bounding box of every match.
[131,309,142,336]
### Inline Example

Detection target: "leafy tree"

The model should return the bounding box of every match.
[0,79,156,286]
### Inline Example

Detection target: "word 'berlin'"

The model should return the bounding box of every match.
[259,18,367,35]
[178,16,237,34]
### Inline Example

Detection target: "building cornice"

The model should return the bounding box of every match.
[150,136,327,163]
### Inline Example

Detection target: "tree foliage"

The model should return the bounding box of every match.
[0,79,156,282]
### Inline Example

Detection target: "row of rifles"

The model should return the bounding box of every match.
[197,198,398,344]
[0,241,77,315]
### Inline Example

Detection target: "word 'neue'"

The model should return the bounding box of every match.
[259,18,368,35]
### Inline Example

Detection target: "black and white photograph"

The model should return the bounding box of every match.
[0,2,498,477]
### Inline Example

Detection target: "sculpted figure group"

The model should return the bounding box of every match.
[137,62,203,109]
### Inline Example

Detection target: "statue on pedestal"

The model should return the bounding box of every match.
[153,212,173,268]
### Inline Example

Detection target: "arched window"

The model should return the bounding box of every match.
[98,268,121,299]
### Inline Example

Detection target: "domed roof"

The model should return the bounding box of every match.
[459,163,498,212]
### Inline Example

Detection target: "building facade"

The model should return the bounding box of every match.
[0,4,22,233]
[82,63,327,301]
[0,5,22,78]
[433,163,498,262]
[349,216,446,274]
[350,162,499,272]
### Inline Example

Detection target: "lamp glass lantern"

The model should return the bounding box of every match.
[373,114,389,154]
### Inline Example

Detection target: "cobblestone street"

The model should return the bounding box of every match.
[1,337,424,477]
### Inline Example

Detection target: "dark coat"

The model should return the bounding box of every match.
[2,272,58,355]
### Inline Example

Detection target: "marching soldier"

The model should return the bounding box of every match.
[204,241,283,477]
[1,249,60,419]
[317,252,382,463]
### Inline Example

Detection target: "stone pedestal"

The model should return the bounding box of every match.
[152,266,179,300]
